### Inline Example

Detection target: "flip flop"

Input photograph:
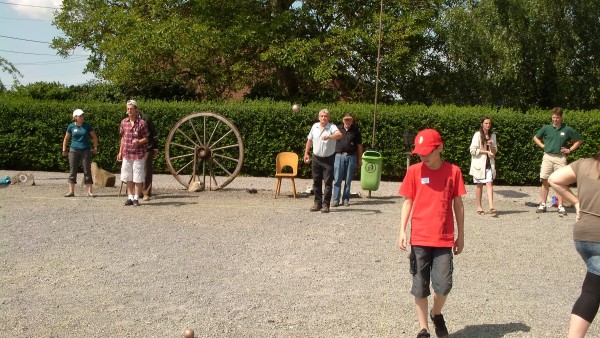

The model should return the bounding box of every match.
[477,210,485,215]
[489,208,497,214]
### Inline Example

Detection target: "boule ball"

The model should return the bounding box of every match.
[292,104,300,113]
[183,328,195,338]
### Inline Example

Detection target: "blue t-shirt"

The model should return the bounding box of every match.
[67,122,94,151]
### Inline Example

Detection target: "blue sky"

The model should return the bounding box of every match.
[0,0,96,88]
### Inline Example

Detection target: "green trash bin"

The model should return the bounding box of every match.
[360,150,383,191]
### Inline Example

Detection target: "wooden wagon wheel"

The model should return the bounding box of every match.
[165,112,244,190]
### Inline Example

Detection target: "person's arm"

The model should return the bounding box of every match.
[144,114,159,153]
[549,165,579,211]
[329,130,343,140]
[90,130,99,155]
[533,135,544,150]
[62,132,71,157]
[568,139,583,154]
[357,144,363,166]
[398,198,413,251]
[453,196,465,255]
[491,134,498,154]
[117,137,124,161]
[469,132,480,156]
[304,139,312,163]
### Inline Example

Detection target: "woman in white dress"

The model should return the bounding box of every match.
[469,117,497,215]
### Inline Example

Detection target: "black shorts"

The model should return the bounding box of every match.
[409,246,453,298]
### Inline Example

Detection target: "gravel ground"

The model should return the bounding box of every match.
[0,170,598,338]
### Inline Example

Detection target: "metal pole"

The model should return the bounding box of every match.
[371,0,384,148]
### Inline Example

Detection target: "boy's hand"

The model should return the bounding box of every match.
[453,236,464,255]
[398,232,408,251]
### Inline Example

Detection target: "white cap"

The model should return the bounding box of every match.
[72,109,85,117]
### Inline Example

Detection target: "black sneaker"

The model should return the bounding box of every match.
[430,312,449,337]
[132,199,140,206]
[321,206,330,213]
[417,329,431,338]
[124,199,134,206]
[309,204,321,212]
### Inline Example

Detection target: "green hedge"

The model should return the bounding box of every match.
[1,98,598,185]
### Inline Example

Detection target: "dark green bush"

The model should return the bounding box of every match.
[0,98,598,185]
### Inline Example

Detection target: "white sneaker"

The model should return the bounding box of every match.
[558,205,567,216]
[536,204,547,213]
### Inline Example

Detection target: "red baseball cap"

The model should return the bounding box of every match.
[412,129,443,155]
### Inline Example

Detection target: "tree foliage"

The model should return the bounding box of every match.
[0,56,23,91]
[52,0,441,102]
[406,0,600,109]
[51,0,600,108]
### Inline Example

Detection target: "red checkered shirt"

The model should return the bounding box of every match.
[120,117,148,160]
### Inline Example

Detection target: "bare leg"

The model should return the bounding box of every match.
[126,181,135,196]
[86,183,93,195]
[135,182,143,196]
[476,184,483,211]
[68,183,75,195]
[431,292,448,315]
[486,181,494,210]
[540,179,550,204]
[415,297,429,332]
[568,314,591,338]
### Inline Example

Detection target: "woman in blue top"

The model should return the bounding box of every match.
[62,109,99,197]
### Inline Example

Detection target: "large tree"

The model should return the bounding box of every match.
[52,0,442,102]
[406,0,600,109]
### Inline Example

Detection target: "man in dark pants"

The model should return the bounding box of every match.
[303,109,342,213]
[127,100,159,201]
[332,113,363,207]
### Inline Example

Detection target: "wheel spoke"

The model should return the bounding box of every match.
[213,152,240,164]
[206,120,222,146]
[175,159,195,175]
[211,143,240,152]
[208,129,234,149]
[176,128,201,148]
[187,118,204,147]
[170,152,195,161]
[210,158,233,176]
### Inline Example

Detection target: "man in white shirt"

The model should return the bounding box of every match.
[304,109,343,213]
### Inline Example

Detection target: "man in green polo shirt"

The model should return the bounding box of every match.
[533,107,584,215]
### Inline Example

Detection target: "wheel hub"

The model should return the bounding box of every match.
[197,147,212,160]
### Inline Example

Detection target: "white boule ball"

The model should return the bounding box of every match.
[292,104,300,113]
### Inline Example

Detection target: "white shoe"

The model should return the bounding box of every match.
[558,205,567,216]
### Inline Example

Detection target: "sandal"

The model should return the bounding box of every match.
[477,210,485,215]
[489,208,497,214]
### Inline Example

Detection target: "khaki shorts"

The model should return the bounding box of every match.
[540,153,567,180]
[121,159,145,183]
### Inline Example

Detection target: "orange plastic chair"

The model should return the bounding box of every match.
[274,152,298,199]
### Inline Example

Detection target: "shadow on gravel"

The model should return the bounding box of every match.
[491,210,529,216]
[495,189,530,198]
[452,322,530,337]
[351,197,399,206]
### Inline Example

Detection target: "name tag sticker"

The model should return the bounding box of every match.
[421,177,430,184]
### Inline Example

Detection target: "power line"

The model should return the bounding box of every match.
[0,1,59,9]
[0,16,51,21]
[0,48,59,56]
[15,58,88,66]
[0,48,89,57]
[0,34,50,44]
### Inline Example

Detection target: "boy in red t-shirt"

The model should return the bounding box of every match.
[398,129,466,338]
